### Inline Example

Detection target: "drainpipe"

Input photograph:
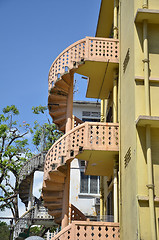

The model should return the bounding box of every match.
[113,160,118,222]
[100,99,105,220]
[100,176,104,221]
[113,71,118,123]
[113,0,118,123]
[142,2,157,238]
[142,0,148,9]
[113,0,119,223]
[146,125,157,240]
[61,73,73,229]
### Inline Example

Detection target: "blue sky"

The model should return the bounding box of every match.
[0,0,101,219]
[0,0,101,127]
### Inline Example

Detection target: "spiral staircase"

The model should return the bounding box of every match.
[42,36,120,236]
[18,152,46,207]
[14,152,55,239]
[48,37,119,132]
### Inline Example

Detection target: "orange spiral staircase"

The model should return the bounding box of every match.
[42,36,119,225]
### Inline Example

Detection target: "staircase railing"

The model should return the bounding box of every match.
[19,152,47,185]
[48,37,119,90]
[69,203,87,223]
[52,221,120,240]
[44,122,119,180]
[13,201,54,239]
[72,115,84,128]
[13,206,35,239]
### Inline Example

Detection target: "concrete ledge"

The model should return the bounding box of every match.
[136,115,159,128]
[137,195,159,202]
[135,8,159,24]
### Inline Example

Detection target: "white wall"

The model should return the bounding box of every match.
[70,159,100,217]
[69,101,100,217]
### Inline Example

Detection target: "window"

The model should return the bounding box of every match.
[82,118,100,122]
[80,172,100,194]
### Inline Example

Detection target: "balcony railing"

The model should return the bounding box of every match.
[48,37,119,90]
[52,221,120,240]
[44,122,119,180]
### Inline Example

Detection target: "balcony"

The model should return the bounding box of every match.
[48,37,119,131]
[52,221,120,240]
[44,122,119,180]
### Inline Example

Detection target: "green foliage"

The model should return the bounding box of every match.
[30,226,41,235]
[32,105,47,114]
[0,221,10,240]
[0,105,62,229]
[0,105,32,220]
[32,106,63,152]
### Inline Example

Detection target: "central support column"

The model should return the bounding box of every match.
[61,163,70,229]
[65,72,73,133]
[27,173,34,210]
[113,71,118,123]
[62,72,73,229]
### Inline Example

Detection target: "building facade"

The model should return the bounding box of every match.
[70,101,101,219]
[42,0,159,239]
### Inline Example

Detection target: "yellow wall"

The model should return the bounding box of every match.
[120,0,139,238]
[120,0,159,239]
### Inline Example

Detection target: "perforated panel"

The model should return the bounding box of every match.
[49,39,86,90]
[52,221,120,240]
[88,123,119,150]
[44,122,119,180]
[48,37,119,91]
[88,37,119,62]
[75,224,120,240]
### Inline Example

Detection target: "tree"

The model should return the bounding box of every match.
[0,221,11,240]
[0,105,62,238]
[0,105,31,222]
[32,105,63,152]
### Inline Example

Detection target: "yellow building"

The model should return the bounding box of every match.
[42,0,159,239]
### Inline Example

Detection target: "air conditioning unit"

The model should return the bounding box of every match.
[95,197,100,206]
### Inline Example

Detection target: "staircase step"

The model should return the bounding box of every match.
[44,202,62,210]
[54,216,62,224]
[55,81,69,93]
[61,72,72,86]
[51,87,68,96]
[49,94,67,102]
[48,102,67,108]
[50,107,66,117]
[43,181,64,191]
[42,195,62,202]
[58,121,66,132]
[48,172,65,183]
[48,209,62,217]
[54,115,66,124]
[49,170,66,177]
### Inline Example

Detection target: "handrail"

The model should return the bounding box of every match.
[15,206,35,224]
